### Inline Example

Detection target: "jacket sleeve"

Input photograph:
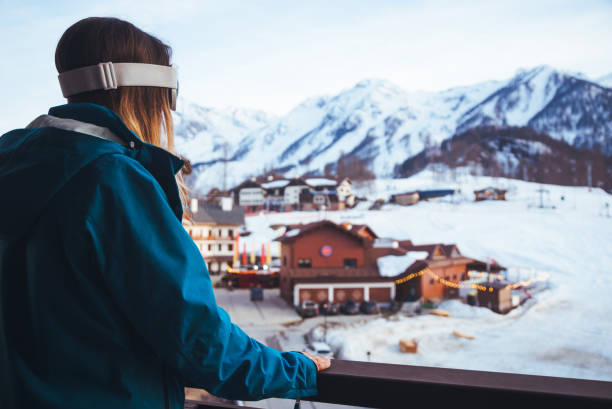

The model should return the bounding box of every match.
[84,154,317,401]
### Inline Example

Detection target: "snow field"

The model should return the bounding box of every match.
[241,171,612,381]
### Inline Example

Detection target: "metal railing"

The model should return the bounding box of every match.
[186,359,612,409]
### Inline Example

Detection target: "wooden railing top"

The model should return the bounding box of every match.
[187,360,612,409]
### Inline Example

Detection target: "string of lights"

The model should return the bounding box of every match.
[394,267,550,293]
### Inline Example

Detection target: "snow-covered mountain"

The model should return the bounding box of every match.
[597,72,612,88]
[173,66,612,194]
[459,66,612,152]
[172,99,275,165]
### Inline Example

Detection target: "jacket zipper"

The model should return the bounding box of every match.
[162,363,169,409]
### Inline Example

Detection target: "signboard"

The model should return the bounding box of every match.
[320,244,333,257]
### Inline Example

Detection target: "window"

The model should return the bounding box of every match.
[208,244,212,252]
[429,279,434,285]
[343,258,357,268]
[298,258,312,268]
[283,256,287,266]
[452,274,457,280]
[228,229,234,238]
[228,243,233,251]
[218,244,222,251]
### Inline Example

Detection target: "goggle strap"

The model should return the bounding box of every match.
[58,62,178,98]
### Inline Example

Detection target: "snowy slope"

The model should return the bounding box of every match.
[237,171,612,381]
[172,97,275,165]
[597,72,612,88]
[174,66,612,193]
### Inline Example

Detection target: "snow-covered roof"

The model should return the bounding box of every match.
[261,179,290,189]
[284,228,301,238]
[373,238,399,248]
[306,178,337,187]
[377,252,429,277]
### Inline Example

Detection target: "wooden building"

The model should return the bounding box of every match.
[183,198,245,274]
[390,191,420,206]
[474,187,507,201]
[477,281,513,313]
[391,243,492,302]
[276,220,394,306]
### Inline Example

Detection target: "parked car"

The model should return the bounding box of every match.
[319,301,340,315]
[341,298,360,315]
[385,300,403,313]
[303,341,334,358]
[359,300,380,315]
[296,300,319,318]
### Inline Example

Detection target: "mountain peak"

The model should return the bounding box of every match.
[174,65,612,193]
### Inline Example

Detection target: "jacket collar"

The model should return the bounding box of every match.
[48,103,185,219]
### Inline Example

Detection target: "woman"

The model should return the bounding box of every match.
[0,17,329,409]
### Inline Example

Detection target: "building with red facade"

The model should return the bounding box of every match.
[277,220,504,306]
[276,220,395,306]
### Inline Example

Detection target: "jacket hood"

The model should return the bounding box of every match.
[0,103,185,240]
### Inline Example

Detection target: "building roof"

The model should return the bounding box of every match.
[467,259,506,272]
[391,191,419,198]
[377,252,430,277]
[474,187,507,194]
[261,179,290,189]
[346,223,379,240]
[416,189,455,200]
[285,178,309,187]
[276,220,368,244]
[399,242,462,259]
[305,177,338,187]
[233,179,261,191]
[191,203,245,225]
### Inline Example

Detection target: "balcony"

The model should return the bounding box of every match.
[185,360,612,409]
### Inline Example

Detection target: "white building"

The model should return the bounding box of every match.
[283,178,310,208]
[236,180,264,211]
[184,198,245,274]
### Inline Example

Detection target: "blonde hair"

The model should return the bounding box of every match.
[55,17,189,207]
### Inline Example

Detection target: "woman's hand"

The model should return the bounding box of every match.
[301,351,331,371]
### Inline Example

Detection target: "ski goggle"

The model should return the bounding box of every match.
[58,62,179,110]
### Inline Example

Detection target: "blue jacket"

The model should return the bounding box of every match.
[0,103,317,408]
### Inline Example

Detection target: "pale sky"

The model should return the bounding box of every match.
[1,0,611,133]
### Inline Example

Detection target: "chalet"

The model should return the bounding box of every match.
[183,198,245,275]
[389,243,505,302]
[474,187,507,201]
[233,179,264,212]
[283,178,309,210]
[261,179,290,211]
[305,177,338,192]
[390,191,420,206]
[276,220,395,306]
[300,178,344,211]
